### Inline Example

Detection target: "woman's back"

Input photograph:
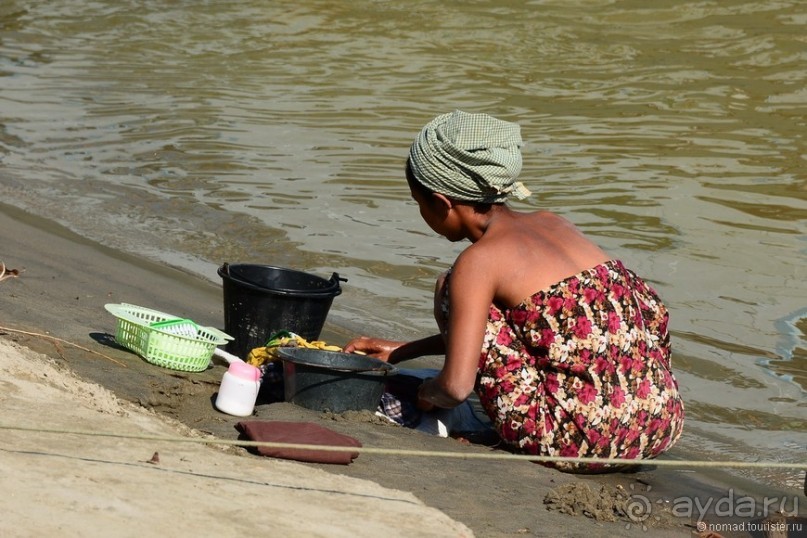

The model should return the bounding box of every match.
[466,208,611,309]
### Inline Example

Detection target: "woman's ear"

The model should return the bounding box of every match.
[432,193,453,213]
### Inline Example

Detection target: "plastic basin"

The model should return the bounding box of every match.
[278,348,398,413]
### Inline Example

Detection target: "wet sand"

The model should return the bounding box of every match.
[1,202,802,537]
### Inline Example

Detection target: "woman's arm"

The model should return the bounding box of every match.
[418,248,495,408]
[343,333,445,364]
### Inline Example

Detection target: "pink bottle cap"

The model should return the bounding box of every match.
[228,361,262,381]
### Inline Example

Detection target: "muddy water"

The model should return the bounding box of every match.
[0,0,804,491]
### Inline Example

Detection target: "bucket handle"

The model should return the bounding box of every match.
[218,263,346,297]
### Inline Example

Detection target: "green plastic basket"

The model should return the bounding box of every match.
[105,303,232,372]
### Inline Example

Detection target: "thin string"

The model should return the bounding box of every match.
[0,327,127,367]
[0,423,803,470]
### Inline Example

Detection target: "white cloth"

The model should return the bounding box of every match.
[397,368,491,438]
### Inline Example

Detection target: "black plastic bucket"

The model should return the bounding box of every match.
[218,263,344,360]
[278,348,398,413]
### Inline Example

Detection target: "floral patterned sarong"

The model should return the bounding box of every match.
[441,259,684,471]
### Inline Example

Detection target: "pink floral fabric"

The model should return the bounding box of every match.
[441,260,684,471]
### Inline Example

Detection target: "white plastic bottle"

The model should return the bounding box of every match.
[215,361,262,417]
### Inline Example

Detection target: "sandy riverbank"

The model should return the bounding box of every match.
[1,201,803,537]
[0,339,473,538]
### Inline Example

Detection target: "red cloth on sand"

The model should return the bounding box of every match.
[236,421,362,465]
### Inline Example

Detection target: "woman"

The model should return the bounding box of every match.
[345,111,684,470]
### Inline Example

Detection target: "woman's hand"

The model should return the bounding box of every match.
[343,336,405,362]
[416,397,435,412]
[417,376,470,410]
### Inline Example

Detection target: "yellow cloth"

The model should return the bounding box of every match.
[246,334,341,367]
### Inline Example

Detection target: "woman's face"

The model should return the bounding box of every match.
[410,187,443,235]
[406,159,463,241]
[410,187,466,242]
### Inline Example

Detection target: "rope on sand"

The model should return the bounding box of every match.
[0,326,127,368]
[0,423,803,471]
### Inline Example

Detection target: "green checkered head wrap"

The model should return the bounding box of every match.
[408,110,531,203]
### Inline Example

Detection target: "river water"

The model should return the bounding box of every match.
[1,0,804,492]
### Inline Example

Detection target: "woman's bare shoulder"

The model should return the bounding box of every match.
[457,209,609,305]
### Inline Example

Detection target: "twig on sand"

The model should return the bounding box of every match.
[0,326,127,368]
[0,261,22,283]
